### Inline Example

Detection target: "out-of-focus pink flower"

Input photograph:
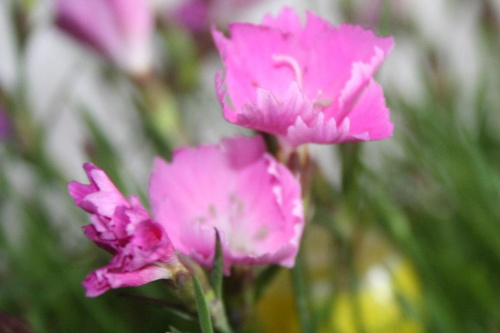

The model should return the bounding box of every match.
[0,313,33,333]
[213,8,394,148]
[165,0,262,34]
[55,0,154,75]
[149,135,304,273]
[172,0,210,33]
[68,163,179,297]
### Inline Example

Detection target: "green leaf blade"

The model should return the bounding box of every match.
[210,229,224,300]
[192,275,214,333]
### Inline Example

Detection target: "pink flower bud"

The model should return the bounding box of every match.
[69,163,180,297]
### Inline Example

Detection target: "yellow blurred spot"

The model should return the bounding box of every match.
[254,225,422,333]
[254,269,300,333]
[329,261,422,333]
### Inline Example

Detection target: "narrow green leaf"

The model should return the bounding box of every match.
[192,275,214,333]
[291,251,315,333]
[115,294,196,322]
[210,229,224,300]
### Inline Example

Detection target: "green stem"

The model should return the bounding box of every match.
[211,299,233,333]
[347,243,365,333]
[133,73,189,155]
[223,266,253,332]
[174,255,233,333]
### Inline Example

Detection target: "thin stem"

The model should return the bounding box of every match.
[223,266,254,332]
[347,242,365,333]
[291,248,316,333]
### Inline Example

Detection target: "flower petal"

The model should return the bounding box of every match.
[83,264,173,297]
[149,136,304,273]
[344,79,393,140]
[68,162,128,217]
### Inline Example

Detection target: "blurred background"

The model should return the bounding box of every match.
[1,0,500,332]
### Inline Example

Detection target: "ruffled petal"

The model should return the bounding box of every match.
[237,83,316,135]
[343,79,393,140]
[68,162,128,217]
[287,113,350,146]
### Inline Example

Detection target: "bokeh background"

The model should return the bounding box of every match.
[1,0,500,332]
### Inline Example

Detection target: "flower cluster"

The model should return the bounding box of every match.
[66,6,393,299]
[70,136,304,295]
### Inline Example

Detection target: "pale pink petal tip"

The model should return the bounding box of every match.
[149,135,305,273]
[212,7,394,147]
[68,162,127,217]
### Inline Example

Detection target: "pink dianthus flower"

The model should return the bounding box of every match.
[213,8,394,148]
[68,163,180,297]
[149,135,304,273]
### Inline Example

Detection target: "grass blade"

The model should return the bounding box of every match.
[193,275,214,333]
[291,250,315,333]
[210,229,224,300]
